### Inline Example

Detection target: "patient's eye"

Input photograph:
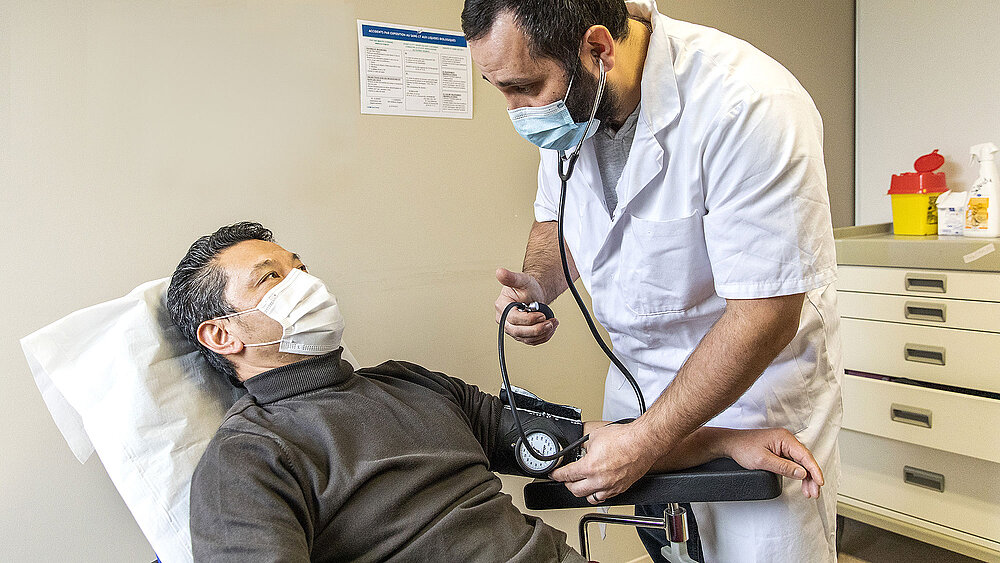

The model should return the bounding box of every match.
[257,271,279,286]
[298,265,309,273]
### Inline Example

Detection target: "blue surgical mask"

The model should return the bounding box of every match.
[507,72,602,151]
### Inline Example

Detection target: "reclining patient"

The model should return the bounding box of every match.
[169,222,824,562]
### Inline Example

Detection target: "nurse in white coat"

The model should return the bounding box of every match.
[464,0,841,561]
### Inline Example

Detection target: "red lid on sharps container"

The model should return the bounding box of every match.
[888,150,948,195]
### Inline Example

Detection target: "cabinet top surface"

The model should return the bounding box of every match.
[835,224,1000,272]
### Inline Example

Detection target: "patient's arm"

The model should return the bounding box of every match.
[382,361,521,474]
[190,430,312,562]
[584,423,824,499]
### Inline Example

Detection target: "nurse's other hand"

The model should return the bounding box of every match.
[721,428,825,499]
[550,422,655,504]
[495,267,558,345]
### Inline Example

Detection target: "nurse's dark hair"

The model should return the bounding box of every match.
[167,221,275,388]
[461,0,630,72]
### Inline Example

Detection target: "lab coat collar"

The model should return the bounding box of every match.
[603,0,676,215]
[242,347,354,404]
[569,142,604,205]
[627,0,681,136]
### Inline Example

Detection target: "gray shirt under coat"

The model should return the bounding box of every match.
[593,104,642,216]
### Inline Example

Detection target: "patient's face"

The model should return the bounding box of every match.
[215,239,309,346]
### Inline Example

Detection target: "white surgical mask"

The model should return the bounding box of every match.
[213,268,345,355]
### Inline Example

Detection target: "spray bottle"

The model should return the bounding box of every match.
[965,142,1000,238]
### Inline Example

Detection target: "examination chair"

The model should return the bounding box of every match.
[524,459,782,562]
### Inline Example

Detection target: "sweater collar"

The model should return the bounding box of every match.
[242,348,354,404]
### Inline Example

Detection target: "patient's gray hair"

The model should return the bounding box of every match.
[167,221,274,387]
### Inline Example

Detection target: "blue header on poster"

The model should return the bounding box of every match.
[362,24,468,47]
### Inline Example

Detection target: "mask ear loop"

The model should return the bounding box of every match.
[242,338,281,348]
[207,269,306,346]
[209,310,283,348]
[558,57,606,181]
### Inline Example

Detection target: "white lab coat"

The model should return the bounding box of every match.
[532,1,843,560]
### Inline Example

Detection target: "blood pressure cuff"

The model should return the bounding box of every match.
[494,385,584,477]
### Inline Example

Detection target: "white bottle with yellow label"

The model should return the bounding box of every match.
[965,142,1000,238]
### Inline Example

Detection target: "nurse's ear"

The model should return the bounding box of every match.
[197,318,245,357]
[580,24,617,73]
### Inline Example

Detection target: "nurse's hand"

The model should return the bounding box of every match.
[495,268,559,345]
[550,422,656,504]
[719,427,825,499]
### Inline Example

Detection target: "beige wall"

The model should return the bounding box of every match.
[855,0,1000,225]
[0,1,855,561]
[666,0,857,227]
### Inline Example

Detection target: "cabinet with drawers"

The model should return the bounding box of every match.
[834,224,1000,561]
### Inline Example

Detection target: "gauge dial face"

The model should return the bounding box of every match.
[517,431,560,475]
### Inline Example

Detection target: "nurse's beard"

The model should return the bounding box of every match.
[564,60,622,129]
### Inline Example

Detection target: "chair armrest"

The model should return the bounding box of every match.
[522,458,782,510]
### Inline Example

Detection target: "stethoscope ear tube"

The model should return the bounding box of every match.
[560,58,607,170]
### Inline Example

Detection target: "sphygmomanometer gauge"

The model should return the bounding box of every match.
[515,430,562,476]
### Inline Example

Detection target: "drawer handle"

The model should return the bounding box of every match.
[904,344,946,366]
[904,301,946,323]
[904,466,945,493]
[904,273,947,294]
[890,404,932,428]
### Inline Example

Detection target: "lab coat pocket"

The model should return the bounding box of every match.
[618,212,715,315]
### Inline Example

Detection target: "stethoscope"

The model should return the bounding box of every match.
[499,57,648,473]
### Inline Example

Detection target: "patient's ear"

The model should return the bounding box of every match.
[196,320,244,356]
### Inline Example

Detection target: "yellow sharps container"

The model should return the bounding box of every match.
[888,150,948,236]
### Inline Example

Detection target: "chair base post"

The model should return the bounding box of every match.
[578,504,698,563]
